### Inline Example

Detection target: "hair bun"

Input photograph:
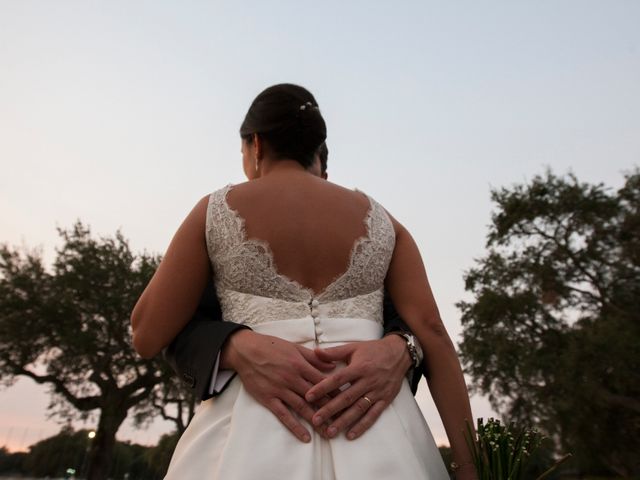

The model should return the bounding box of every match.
[240,84,327,169]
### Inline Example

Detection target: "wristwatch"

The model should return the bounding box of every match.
[388,331,423,369]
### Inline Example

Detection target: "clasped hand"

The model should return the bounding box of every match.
[222,331,412,443]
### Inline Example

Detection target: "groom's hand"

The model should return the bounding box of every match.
[222,330,336,443]
[304,335,412,440]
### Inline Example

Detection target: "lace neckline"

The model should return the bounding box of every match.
[220,183,376,301]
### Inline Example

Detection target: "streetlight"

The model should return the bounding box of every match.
[80,430,97,478]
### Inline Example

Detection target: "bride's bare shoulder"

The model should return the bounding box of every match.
[321,180,372,207]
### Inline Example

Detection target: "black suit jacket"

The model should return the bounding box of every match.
[164,279,424,401]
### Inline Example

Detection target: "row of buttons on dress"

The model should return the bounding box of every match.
[310,299,326,344]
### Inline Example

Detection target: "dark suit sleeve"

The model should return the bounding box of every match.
[163,279,250,402]
[382,291,425,395]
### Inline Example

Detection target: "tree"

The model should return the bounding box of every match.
[145,432,180,478]
[23,426,89,478]
[0,446,27,476]
[0,222,170,480]
[110,439,158,480]
[147,363,196,435]
[457,170,640,477]
[4,426,159,480]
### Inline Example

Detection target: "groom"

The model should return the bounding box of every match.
[164,144,425,441]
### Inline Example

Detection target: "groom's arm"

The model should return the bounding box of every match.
[163,279,249,401]
[382,291,425,394]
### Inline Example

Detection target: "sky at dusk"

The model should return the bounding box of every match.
[1,0,639,451]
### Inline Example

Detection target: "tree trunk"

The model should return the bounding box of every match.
[85,403,128,480]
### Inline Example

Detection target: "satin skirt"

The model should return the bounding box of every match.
[165,317,449,479]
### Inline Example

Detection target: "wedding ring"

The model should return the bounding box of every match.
[362,396,373,407]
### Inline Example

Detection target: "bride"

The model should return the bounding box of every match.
[131,84,476,479]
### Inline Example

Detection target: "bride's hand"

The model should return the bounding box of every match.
[222,330,336,443]
[304,335,412,440]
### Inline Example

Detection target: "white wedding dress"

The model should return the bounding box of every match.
[165,185,449,479]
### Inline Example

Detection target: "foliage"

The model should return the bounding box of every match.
[132,360,197,436]
[458,170,640,477]
[144,432,180,478]
[1,427,163,479]
[0,446,27,475]
[23,426,89,478]
[111,439,160,480]
[464,418,570,480]
[0,222,189,479]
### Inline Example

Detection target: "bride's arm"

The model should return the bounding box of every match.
[130,196,335,443]
[384,215,476,476]
[131,196,211,359]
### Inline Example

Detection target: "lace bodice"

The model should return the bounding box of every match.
[205,184,396,329]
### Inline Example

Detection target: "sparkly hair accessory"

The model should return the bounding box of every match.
[299,101,315,111]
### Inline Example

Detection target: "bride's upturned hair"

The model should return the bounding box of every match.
[240,84,327,169]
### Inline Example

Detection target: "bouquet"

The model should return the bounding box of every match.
[464,418,571,480]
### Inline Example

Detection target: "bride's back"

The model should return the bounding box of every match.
[225,173,373,296]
